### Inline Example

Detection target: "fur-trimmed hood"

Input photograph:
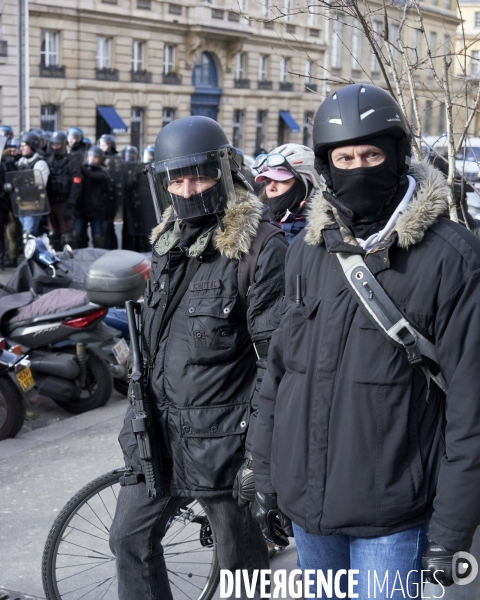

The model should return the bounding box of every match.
[150,184,264,261]
[304,161,449,249]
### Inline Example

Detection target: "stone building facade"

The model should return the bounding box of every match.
[456,0,480,135]
[1,0,327,155]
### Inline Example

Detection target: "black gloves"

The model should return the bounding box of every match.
[251,492,293,548]
[63,203,74,220]
[232,454,256,508]
[422,541,472,587]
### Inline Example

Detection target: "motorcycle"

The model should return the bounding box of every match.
[0,337,39,440]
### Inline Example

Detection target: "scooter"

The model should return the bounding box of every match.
[0,337,39,440]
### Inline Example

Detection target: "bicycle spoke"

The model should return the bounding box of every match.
[57,559,114,569]
[59,576,116,597]
[65,525,111,543]
[72,511,113,537]
[95,573,116,600]
[168,571,204,590]
[84,500,112,534]
[169,576,198,600]
[57,559,115,583]
[57,553,113,560]
[98,489,115,523]
[58,539,113,558]
[167,570,209,579]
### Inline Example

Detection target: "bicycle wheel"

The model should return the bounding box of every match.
[42,469,219,600]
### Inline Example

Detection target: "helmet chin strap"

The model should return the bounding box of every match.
[298,173,310,203]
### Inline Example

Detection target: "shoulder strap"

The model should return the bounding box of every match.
[237,221,284,313]
[335,252,448,394]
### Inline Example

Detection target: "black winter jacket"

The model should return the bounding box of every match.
[119,185,287,497]
[76,165,110,218]
[46,155,83,206]
[253,161,480,551]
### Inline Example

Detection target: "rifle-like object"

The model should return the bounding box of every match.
[119,300,162,497]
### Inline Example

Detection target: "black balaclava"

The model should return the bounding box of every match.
[266,178,312,221]
[321,134,409,238]
[175,186,220,249]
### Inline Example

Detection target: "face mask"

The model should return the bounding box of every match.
[266,178,308,221]
[170,185,220,221]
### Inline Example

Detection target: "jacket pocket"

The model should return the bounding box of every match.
[179,402,249,490]
[186,296,241,365]
[284,295,321,374]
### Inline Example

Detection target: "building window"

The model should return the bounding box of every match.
[284,0,293,21]
[131,107,144,150]
[162,107,175,128]
[305,59,314,84]
[262,0,271,17]
[471,50,480,77]
[239,0,248,10]
[256,110,267,152]
[331,17,342,69]
[259,55,268,81]
[41,104,59,131]
[424,100,433,135]
[132,41,145,72]
[235,52,246,80]
[232,110,244,148]
[475,12,480,28]
[308,0,318,27]
[370,21,382,73]
[303,111,313,147]
[164,44,175,75]
[352,28,362,69]
[41,31,59,67]
[96,37,111,69]
[280,57,290,83]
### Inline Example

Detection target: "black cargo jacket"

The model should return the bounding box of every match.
[253,161,480,551]
[119,184,287,497]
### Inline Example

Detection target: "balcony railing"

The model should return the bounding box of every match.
[137,0,151,8]
[163,72,182,85]
[212,8,224,18]
[168,2,181,13]
[279,81,294,91]
[0,41,7,57]
[95,67,119,81]
[228,11,240,22]
[258,80,273,90]
[305,83,317,92]
[39,64,66,78]
[131,70,152,83]
[234,78,250,89]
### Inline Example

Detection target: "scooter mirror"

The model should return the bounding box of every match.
[63,244,74,259]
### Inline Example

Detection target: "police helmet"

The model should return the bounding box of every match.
[99,134,116,152]
[0,126,14,140]
[86,145,105,166]
[20,131,40,154]
[123,145,139,163]
[49,130,68,156]
[67,127,84,146]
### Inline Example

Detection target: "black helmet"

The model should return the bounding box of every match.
[20,131,40,153]
[123,145,139,163]
[29,128,48,149]
[313,84,409,159]
[0,125,14,140]
[99,134,116,153]
[49,130,68,156]
[82,137,92,150]
[143,145,154,164]
[86,145,105,166]
[67,127,84,145]
[147,116,240,220]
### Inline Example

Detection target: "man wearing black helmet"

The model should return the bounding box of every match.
[99,133,124,249]
[67,127,88,165]
[252,84,480,598]
[46,131,83,249]
[109,116,288,599]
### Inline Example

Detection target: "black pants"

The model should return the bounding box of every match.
[109,483,269,600]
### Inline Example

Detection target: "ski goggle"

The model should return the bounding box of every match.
[252,153,300,178]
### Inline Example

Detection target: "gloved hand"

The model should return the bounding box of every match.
[422,541,472,587]
[63,203,74,220]
[232,454,255,508]
[251,492,293,548]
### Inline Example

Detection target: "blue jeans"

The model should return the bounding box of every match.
[74,216,103,236]
[19,215,41,235]
[293,522,428,599]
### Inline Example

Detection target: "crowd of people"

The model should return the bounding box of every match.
[0,125,155,269]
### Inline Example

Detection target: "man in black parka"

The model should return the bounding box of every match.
[252,84,480,598]
[109,116,287,599]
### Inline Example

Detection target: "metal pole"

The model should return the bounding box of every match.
[18,0,23,133]
[25,0,30,131]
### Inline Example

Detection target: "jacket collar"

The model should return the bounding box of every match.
[150,184,264,260]
[304,161,449,250]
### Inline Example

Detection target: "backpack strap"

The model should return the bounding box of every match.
[238,221,284,315]
[335,252,448,394]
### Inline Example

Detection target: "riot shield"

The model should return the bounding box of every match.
[0,135,7,157]
[6,169,50,217]
[124,162,158,236]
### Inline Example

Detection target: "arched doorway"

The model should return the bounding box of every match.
[191,52,222,121]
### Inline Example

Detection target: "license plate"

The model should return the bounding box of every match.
[112,338,129,365]
[16,366,35,392]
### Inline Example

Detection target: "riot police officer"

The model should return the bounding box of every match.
[73,145,110,249]
[46,131,83,249]
[98,134,124,249]
[0,126,14,141]
[67,127,88,165]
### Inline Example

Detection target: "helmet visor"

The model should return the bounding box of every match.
[145,150,235,220]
